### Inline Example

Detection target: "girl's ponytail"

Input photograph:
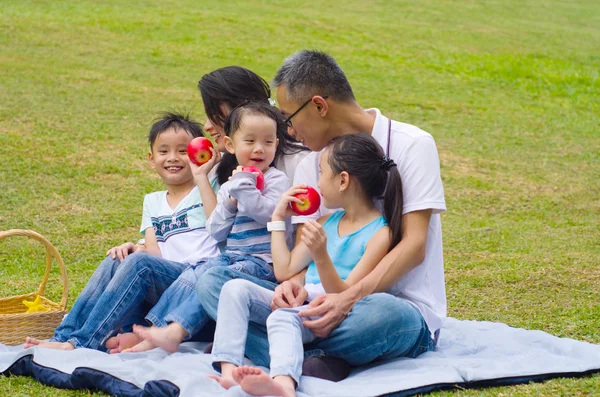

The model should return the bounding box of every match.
[382,162,403,249]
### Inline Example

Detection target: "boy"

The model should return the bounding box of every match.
[25,112,221,352]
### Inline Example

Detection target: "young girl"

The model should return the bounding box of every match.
[209,133,403,397]
[122,101,291,353]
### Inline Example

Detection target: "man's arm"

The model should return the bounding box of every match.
[345,209,431,300]
[299,209,431,337]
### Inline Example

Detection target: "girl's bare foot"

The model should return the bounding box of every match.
[24,337,74,351]
[235,366,295,397]
[105,332,143,354]
[130,323,187,353]
[208,374,238,389]
[121,339,156,353]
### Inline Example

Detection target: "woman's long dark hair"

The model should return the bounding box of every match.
[327,133,403,250]
[198,66,307,184]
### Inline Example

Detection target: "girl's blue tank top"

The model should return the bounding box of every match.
[305,210,387,285]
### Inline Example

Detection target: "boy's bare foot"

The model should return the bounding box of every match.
[129,323,186,353]
[208,374,238,389]
[121,339,156,353]
[235,366,295,397]
[24,337,74,350]
[106,333,143,354]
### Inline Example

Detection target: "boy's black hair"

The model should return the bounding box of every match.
[148,112,204,149]
[327,133,404,250]
[198,66,307,185]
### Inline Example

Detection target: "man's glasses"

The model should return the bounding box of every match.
[283,96,328,128]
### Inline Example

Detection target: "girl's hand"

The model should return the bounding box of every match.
[301,221,328,260]
[272,185,309,221]
[190,148,220,180]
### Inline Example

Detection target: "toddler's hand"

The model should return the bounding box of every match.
[301,221,328,259]
[106,242,136,261]
[272,185,309,221]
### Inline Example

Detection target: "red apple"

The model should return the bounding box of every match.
[241,166,265,192]
[290,186,321,216]
[187,137,214,166]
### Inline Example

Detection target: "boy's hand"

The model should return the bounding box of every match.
[301,221,328,260]
[190,148,220,180]
[272,185,309,221]
[106,242,136,261]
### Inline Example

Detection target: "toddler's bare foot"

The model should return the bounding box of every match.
[106,332,143,354]
[208,374,238,389]
[24,337,74,351]
[130,323,186,353]
[121,339,156,353]
[235,366,295,397]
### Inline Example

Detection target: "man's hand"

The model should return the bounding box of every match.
[299,293,357,338]
[271,280,308,310]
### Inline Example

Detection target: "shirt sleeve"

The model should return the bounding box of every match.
[140,194,153,235]
[205,182,237,242]
[229,169,291,225]
[396,135,446,214]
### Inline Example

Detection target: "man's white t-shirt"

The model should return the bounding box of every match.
[140,186,221,266]
[292,108,446,336]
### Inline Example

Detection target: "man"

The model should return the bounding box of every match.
[196,50,446,381]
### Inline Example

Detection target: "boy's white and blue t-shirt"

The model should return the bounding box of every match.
[140,186,220,265]
[304,210,387,301]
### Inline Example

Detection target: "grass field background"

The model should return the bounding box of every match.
[1,0,599,395]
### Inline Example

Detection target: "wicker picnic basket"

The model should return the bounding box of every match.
[0,229,68,345]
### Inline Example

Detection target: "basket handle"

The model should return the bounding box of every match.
[0,229,69,310]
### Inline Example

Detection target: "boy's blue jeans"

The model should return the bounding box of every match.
[146,253,276,339]
[197,267,436,369]
[51,252,188,350]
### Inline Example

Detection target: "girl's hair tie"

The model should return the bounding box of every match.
[380,157,396,171]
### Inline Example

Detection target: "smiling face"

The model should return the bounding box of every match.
[149,127,195,188]
[276,85,330,152]
[203,104,231,152]
[224,114,278,173]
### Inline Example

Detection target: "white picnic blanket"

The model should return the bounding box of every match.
[2,318,599,397]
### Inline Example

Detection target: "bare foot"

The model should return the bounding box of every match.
[208,374,238,389]
[130,323,186,354]
[24,337,74,351]
[121,339,156,353]
[24,336,42,349]
[106,333,143,354]
[235,366,295,397]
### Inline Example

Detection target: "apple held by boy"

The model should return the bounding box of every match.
[187,137,214,166]
[241,166,265,191]
[291,186,321,216]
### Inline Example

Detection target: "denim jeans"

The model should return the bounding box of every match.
[146,253,276,339]
[197,267,436,369]
[51,252,188,351]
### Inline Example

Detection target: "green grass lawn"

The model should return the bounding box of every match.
[1,0,599,395]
